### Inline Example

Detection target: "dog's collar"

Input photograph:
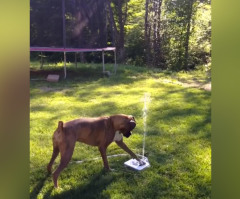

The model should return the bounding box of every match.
[113,131,123,141]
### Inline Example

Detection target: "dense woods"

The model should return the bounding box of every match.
[30,0,211,71]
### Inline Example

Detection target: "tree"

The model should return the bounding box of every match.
[109,0,130,62]
[183,0,194,69]
[161,0,211,70]
[144,0,164,68]
[30,0,211,69]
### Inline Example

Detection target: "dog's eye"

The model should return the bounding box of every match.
[128,115,135,122]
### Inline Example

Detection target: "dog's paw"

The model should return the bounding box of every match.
[138,160,146,166]
[109,168,116,172]
[103,167,115,173]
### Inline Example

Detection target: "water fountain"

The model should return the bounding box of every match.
[124,93,151,171]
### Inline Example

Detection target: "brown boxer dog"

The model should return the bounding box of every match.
[47,114,145,188]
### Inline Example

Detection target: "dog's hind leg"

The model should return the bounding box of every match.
[52,144,75,188]
[47,145,59,173]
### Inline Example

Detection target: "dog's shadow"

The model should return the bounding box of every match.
[45,169,114,199]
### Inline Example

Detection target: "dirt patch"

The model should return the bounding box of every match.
[200,83,211,91]
[180,81,211,91]
[39,87,58,92]
[158,78,211,91]
[38,86,73,94]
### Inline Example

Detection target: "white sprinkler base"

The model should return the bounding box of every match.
[124,157,150,171]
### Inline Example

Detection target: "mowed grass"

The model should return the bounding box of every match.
[30,62,211,199]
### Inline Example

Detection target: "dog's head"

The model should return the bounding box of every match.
[110,114,136,138]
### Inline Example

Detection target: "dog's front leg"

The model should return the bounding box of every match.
[98,146,111,171]
[115,140,145,166]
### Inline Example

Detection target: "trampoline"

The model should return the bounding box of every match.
[30,47,117,78]
[30,0,117,78]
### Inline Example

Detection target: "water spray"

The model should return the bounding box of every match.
[142,93,151,157]
[124,93,151,171]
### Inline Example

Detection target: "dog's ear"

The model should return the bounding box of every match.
[129,115,136,122]
[58,121,63,131]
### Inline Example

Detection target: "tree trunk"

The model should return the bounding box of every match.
[145,0,150,66]
[145,0,163,68]
[183,0,194,69]
[117,0,126,62]
[106,0,118,46]
[153,0,157,66]
[156,0,163,67]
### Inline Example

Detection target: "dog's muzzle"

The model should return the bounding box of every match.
[124,131,132,138]
[129,120,136,129]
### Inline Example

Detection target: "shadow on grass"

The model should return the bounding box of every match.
[30,64,148,86]
[30,65,104,80]
[30,171,51,199]
[30,64,211,198]
[30,75,146,104]
[151,86,211,136]
[142,136,211,197]
[48,169,114,199]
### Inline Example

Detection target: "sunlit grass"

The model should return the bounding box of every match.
[30,63,211,199]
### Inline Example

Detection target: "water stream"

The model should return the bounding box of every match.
[142,93,151,157]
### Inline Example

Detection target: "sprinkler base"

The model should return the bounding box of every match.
[124,156,150,171]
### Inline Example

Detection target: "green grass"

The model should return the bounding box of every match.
[30,62,211,199]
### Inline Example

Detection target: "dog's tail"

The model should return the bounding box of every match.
[52,121,64,146]
[57,121,63,133]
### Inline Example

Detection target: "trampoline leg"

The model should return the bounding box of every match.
[75,52,77,68]
[41,52,43,69]
[64,51,67,79]
[102,50,105,73]
[114,49,117,74]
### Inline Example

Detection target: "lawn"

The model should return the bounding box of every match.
[30,62,211,199]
